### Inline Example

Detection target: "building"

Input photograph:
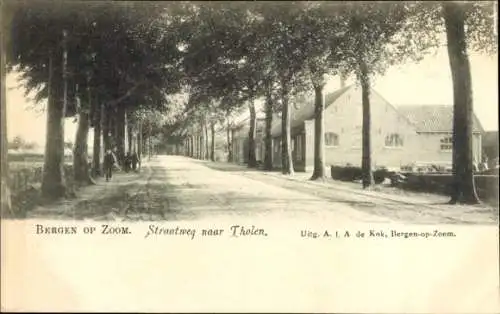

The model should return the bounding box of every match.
[265,84,484,172]
[231,117,267,164]
[481,130,498,168]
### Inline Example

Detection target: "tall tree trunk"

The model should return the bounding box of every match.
[204,120,209,160]
[137,121,142,161]
[248,99,257,168]
[41,32,67,200]
[73,87,93,185]
[190,135,194,158]
[188,136,192,157]
[210,121,216,161]
[226,120,233,162]
[147,127,153,160]
[103,105,112,152]
[281,81,294,175]
[198,124,202,160]
[359,58,373,188]
[196,131,200,159]
[1,15,12,215]
[125,111,132,154]
[264,91,273,171]
[193,134,197,158]
[311,83,326,180]
[194,134,198,158]
[115,106,126,165]
[110,109,116,145]
[443,3,479,204]
[92,97,102,177]
[127,117,133,154]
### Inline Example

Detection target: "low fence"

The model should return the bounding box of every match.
[8,153,73,163]
[330,165,499,204]
[397,173,499,202]
[8,163,75,211]
[330,165,391,184]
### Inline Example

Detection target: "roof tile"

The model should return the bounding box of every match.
[396,105,483,133]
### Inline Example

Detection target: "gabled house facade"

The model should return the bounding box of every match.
[268,84,484,172]
[396,105,483,168]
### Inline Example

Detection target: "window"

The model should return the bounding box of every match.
[325,132,339,147]
[385,133,404,147]
[440,136,452,151]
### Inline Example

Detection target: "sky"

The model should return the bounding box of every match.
[6,46,498,150]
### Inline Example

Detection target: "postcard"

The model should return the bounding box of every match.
[1,1,499,313]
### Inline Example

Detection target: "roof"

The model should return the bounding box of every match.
[396,105,484,133]
[232,88,486,138]
[271,85,353,137]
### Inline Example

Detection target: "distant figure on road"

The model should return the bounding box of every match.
[124,152,132,173]
[104,149,116,182]
[131,152,139,171]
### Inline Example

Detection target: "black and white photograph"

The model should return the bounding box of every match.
[1,1,498,312]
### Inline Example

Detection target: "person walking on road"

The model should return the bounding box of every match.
[124,152,132,173]
[104,149,116,182]
[131,152,139,172]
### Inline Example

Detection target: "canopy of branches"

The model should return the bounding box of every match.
[5,1,496,134]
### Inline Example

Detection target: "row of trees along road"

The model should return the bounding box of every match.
[174,1,495,205]
[1,2,496,216]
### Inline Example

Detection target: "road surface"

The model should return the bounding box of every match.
[27,156,498,225]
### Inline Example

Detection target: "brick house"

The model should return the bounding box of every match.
[267,84,484,172]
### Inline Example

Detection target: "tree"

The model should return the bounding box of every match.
[91,92,103,176]
[298,3,349,180]
[441,2,496,204]
[263,84,276,171]
[1,0,13,216]
[251,2,310,175]
[8,1,186,198]
[42,28,68,199]
[178,2,259,166]
[336,2,438,188]
[401,1,496,203]
[7,2,87,199]
[72,83,95,184]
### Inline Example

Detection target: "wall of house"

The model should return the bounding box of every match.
[272,125,306,171]
[232,137,247,164]
[413,132,482,166]
[303,85,420,171]
[302,86,484,171]
[234,86,484,172]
